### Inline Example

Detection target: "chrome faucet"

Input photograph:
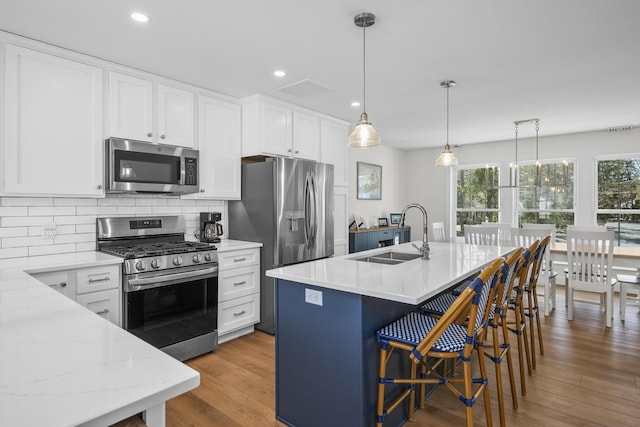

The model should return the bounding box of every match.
[399,203,430,260]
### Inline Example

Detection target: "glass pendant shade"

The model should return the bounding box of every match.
[435,144,458,166]
[348,112,381,148]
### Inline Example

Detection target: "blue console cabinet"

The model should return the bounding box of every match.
[348,226,411,253]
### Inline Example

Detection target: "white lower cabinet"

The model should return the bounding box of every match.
[217,247,260,341]
[30,264,122,326]
[76,289,120,324]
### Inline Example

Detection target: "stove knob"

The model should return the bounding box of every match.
[192,254,202,263]
[172,256,183,266]
[150,259,160,269]
[135,261,146,271]
[204,252,212,262]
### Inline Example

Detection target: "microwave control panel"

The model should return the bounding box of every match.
[185,157,198,185]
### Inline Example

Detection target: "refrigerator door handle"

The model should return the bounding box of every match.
[310,173,318,248]
[304,173,312,249]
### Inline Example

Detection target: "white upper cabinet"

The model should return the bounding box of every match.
[107,72,195,148]
[241,95,319,161]
[293,111,320,160]
[320,118,350,187]
[2,44,104,196]
[187,95,241,199]
[108,72,153,142]
[157,84,195,147]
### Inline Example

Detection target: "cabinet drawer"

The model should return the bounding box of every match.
[218,294,260,334]
[31,271,75,299]
[76,288,120,325]
[219,265,260,302]
[218,248,260,270]
[76,265,120,294]
[378,230,394,239]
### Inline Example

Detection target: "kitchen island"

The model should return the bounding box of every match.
[266,241,512,427]
[0,252,199,427]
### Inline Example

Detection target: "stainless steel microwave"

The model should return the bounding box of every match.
[105,138,199,195]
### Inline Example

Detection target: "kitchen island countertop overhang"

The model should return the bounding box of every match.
[266,241,515,305]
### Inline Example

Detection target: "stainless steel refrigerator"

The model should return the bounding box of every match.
[228,157,334,334]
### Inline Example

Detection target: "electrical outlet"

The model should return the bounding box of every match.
[42,223,56,238]
[305,288,323,306]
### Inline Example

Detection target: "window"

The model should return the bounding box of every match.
[517,161,575,241]
[596,157,640,246]
[455,166,500,236]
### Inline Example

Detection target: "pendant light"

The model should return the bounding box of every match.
[348,12,381,148]
[435,80,458,166]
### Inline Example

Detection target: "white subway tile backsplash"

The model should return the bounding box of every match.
[151,206,183,214]
[28,206,76,216]
[117,206,153,215]
[2,216,54,227]
[1,197,53,207]
[54,198,98,207]
[76,242,97,252]
[0,207,29,217]
[98,197,136,207]
[28,243,77,257]
[0,196,228,260]
[54,233,94,244]
[54,215,97,225]
[0,247,29,259]
[76,206,117,215]
[75,224,95,234]
[0,227,28,238]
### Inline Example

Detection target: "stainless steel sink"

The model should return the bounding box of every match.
[352,250,423,264]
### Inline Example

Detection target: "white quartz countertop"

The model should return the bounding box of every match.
[0,252,200,426]
[266,241,513,305]
[215,239,262,252]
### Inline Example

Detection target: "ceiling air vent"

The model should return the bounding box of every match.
[607,125,634,132]
[276,79,333,98]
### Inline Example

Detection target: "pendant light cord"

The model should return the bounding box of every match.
[446,84,450,148]
[362,24,366,115]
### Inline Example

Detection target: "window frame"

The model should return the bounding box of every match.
[454,163,502,236]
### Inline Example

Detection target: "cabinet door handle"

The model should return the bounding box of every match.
[200,189,205,192]
[58,281,67,288]
[147,132,153,137]
[295,150,299,154]
[233,280,247,286]
[97,184,103,190]
[233,310,246,317]
[233,257,246,262]
[160,134,166,139]
[88,277,110,283]
[287,148,292,153]
[96,309,110,315]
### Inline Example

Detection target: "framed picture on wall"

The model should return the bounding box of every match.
[390,213,401,225]
[357,162,382,200]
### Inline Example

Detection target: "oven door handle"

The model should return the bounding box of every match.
[126,266,218,292]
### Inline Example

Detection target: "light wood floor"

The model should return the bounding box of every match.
[166,287,640,426]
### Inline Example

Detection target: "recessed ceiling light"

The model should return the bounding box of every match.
[274,70,286,77]
[130,12,150,23]
[351,101,361,107]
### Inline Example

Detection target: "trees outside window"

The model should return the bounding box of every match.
[597,158,640,246]
[518,162,575,241]
[455,167,500,236]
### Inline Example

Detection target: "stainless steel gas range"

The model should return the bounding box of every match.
[97,216,218,361]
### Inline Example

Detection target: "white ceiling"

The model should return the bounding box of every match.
[1,0,639,151]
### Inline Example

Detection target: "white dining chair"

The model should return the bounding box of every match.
[617,272,640,319]
[566,229,616,327]
[464,224,499,246]
[431,221,446,242]
[521,224,558,316]
[482,222,512,246]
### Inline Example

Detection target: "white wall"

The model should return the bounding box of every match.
[348,146,408,229]
[405,127,640,237]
